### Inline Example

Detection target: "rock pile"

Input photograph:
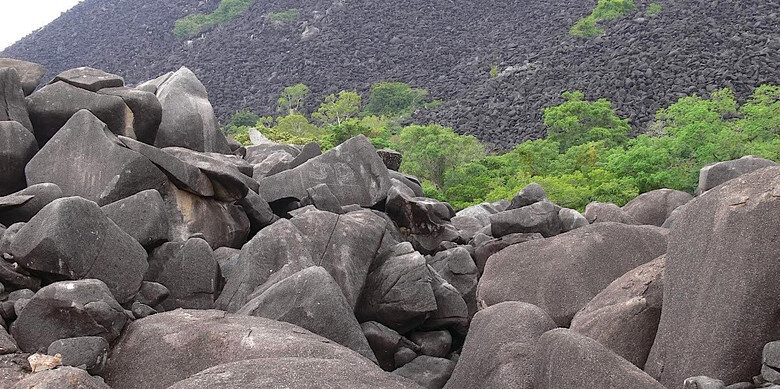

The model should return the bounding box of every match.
[0,59,778,388]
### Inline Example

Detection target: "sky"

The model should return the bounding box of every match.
[0,0,85,50]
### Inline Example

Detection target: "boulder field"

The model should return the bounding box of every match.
[0,59,778,388]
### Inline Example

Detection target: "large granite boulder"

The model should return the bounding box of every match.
[10,279,128,353]
[258,135,390,207]
[570,255,665,369]
[0,68,32,134]
[10,366,111,389]
[478,222,668,326]
[146,238,219,310]
[237,266,376,362]
[490,201,562,238]
[0,183,63,225]
[0,121,38,195]
[166,358,423,389]
[216,219,316,312]
[8,196,148,303]
[98,86,161,145]
[507,183,548,210]
[101,189,169,249]
[445,302,556,389]
[26,81,134,146]
[385,186,459,254]
[52,67,124,92]
[697,155,778,194]
[104,309,377,389]
[646,166,780,387]
[534,329,665,389]
[25,109,168,205]
[472,232,543,273]
[0,58,45,96]
[163,146,258,201]
[584,201,638,224]
[456,201,507,225]
[427,247,479,317]
[152,67,231,153]
[622,189,694,227]
[394,355,456,389]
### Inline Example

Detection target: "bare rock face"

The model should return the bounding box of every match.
[646,166,780,387]
[52,66,124,92]
[146,238,219,310]
[622,189,693,226]
[697,155,778,194]
[0,58,45,96]
[0,68,33,132]
[101,189,169,249]
[0,121,38,196]
[0,183,63,225]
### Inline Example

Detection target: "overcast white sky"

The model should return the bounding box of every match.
[0,0,85,50]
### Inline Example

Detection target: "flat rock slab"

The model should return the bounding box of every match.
[53,67,124,92]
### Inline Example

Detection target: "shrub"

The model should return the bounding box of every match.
[571,0,636,37]
[364,82,428,117]
[646,3,662,15]
[277,83,310,114]
[267,8,299,23]
[313,91,361,125]
[490,65,499,78]
[173,0,255,38]
[543,91,630,151]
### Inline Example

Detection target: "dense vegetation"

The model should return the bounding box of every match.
[225,83,780,211]
[173,0,255,38]
[571,0,635,37]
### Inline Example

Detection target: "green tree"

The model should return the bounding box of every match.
[313,91,362,125]
[543,91,630,151]
[364,82,428,117]
[229,109,260,127]
[277,83,310,114]
[395,125,485,188]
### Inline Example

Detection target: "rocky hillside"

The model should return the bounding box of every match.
[1,59,780,388]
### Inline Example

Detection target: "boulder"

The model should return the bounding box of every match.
[135,281,170,307]
[216,219,315,312]
[410,331,451,358]
[237,266,376,362]
[0,327,18,354]
[103,309,377,389]
[243,142,300,165]
[166,358,423,389]
[683,376,727,389]
[646,166,780,387]
[478,222,668,326]
[445,302,556,389]
[378,148,402,171]
[490,201,562,238]
[0,183,63,225]
[101,189,169,248]
[456,201,507,225]
[0,68,32,132]
[10,279,128,353]
[118,135,214,197]
[450,215,483,242]
[135,72,172,94]
[389,171,425,197]
[52,67,124,92]
[534,329,665,389]
[622,189,694,226]
[763,341,780,384]
[0,58,45,95]
[258,135,390,207]
[98,86,161,145]
[386,187,459,253]
[47,336,109,375]
[394,356,456,389]
[508,183,547,209]
[697,155,778,194]
[0,121,38,195]
[472,232,543,273]
[357,242,437,333]
[422,267,469,332]
[265,141,322,176]
[584,201,638,224]
[26,81,134,146]
[25,109,168,205]
[163,147,258,201]
[289,208,388,308]
[427,247,479,317]
[570,255,665,369]
[237,190,277,234]
[10,366,111,389]
[558,208,588,232]
[153,67,231,153]
[362,321,420,371]
[147,238,218,310]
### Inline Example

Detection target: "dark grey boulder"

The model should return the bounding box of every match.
[697,155,778,194]
[684,376,727,389]
[48,336,109,375]
[393,355,456,389]
[237,266,376,362]
[290,208,388,308]
[243,142,300,165]
[266,141,322,176]
[135,281,169,307]
[473,232,543,273]
[0,121,37,195]
[508,183,547,210]
[153,67,231,153]
[0,58,45,96]
[10,366,111,389]
[386,187,459,254]
[427,247,479,317]
[570,255,665,369]
[646,166,780,387]
[450,215,483,242]
[161,182,249,249]
[356,242,437,333]
[490,201,562,238]
[389,170,425,197]
[131,302,156,319]
[216,219,315,312]
[10,279,128,353]
[422,266,469,333]
[0,183,63,225]
[584,201,638,224]
[163,146,258,201]
[362,321,420,371]
[558,208,588,232]
[478,222,668,326]
[166,357,424,389]
[101,189,169,249]
[456,201,507,225]
[237,190,278,234]
[104,309,377,389]
[9,196,148,303]
[378,148,402,171]
[98,86,161,145]
[147,238,218,310]
[763,341,780,384]
[52,67,124,92]
[410,331,451,358]
[251,150,295,178]
[26,81,134,146]
[622,188,693,226]
[0,69,32,132]
[534,329,665,389]
[0,326,18,354]
[445,302,556,389]
[135,72,172,94]
[259,135,390,207]
[25,110,168,205]
[117,135,214,197]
